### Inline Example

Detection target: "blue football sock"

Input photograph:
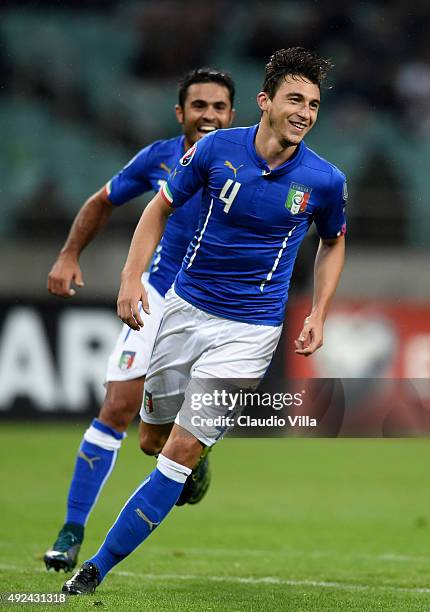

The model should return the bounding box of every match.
[87,454,192,581]
[66,419,125,527]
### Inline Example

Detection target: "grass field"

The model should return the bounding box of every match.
[1,423,430,610]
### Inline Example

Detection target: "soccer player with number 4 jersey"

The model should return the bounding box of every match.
[63,47,347,595]
[44,68,235,573]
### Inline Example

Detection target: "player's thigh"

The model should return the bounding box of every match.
[175,321,283,446]
[194,320,283,380]
[142,289,206,425]
[138,420,174,456]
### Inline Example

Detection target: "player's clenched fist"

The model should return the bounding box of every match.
[117,274,150,330]
[294,314,324,357]
[47,253,85,298]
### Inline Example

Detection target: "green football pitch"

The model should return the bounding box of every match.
[1,423,430,611]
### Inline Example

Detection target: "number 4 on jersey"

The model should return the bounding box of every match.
[220,179,241,213]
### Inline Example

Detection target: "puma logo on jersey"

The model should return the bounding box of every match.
[78,451,101,470]
[224,160,244,178]
[160,162,172,174]
[135,508,159,531]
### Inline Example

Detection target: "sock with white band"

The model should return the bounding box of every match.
[65,419,126,527]
[87,454,191,581]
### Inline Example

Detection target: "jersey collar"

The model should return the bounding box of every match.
[246,124,305,175]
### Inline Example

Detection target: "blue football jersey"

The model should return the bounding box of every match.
[106,135,201,296]
[161,125,347,326]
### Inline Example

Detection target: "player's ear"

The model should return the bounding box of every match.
[256,91,269,113]
[175,104,184,125]
[229,107,236,125]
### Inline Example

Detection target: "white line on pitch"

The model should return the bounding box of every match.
[1,564,430,595]
[132,546,430,564]
[114,570,430,595]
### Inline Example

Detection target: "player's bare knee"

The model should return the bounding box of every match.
[139,438,162,456]
[139,424,170,455]
[139,422,172,456]
[139,429,166,456]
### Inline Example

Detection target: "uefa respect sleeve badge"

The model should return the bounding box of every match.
[285,182,312,215]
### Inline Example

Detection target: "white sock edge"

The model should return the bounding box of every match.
[84,425,123,451]
[157,454,192,483]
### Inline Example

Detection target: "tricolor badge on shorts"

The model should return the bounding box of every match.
[285,182,312,215]
[143,390,153,414]
[118,350,136,371]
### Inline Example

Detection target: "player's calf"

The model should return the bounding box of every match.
[63,453,193,593]
[44,419,125,572]
[139,421,173,456]
[44,380,144,572]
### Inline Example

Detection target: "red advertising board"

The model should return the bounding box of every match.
[284,299,430,435]
[285,299,430,379]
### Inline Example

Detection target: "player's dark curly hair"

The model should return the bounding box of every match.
[263,47,333,98]
[178,68,235,108]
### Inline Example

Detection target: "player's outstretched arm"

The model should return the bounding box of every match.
[47,188,115,298]
[117,192,172,330]
[295,235,345,356]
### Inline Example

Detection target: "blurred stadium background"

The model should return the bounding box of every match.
[0,0,429,424]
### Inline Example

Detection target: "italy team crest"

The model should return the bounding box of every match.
[118,350,136,371]
[285,182,312,215]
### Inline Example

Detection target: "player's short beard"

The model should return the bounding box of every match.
[268,112,297,149]
[183,124,198,147]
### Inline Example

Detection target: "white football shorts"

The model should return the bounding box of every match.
[105,273,166,383]
[140,287,282,445]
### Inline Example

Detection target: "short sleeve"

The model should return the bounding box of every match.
[106,145,154,206]
[314,168,347,239]
[160,132,215,209]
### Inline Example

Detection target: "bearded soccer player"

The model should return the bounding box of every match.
[44,68,235,572]
[63,47,346,594]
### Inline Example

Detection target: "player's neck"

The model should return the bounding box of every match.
[255,122,298,169]
[183,137,193,152]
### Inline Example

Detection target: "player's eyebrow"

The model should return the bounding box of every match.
[190,99,228,107]
[287,92,320,106]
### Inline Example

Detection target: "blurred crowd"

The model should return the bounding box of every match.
[1,0,430,247]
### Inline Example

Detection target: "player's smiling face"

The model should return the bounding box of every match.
[260,75,320,147]
[176,82,234,150]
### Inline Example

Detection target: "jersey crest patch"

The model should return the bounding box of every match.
[118,350,136,370]
[180,143,197,166]
[143,390,153,413]
[285,182,312,215]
